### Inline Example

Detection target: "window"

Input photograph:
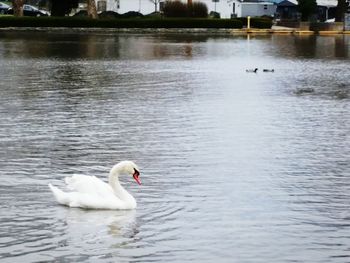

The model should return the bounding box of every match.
[160,2,165,11]
[97,0,107,12]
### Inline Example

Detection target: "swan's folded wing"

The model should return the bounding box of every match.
[65,174,114,197]
[49,183,125,209]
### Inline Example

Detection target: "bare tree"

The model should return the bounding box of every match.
[149,0,162,12]
[87,0,98,18]
[12,0,24,16]
[335,0,347,22]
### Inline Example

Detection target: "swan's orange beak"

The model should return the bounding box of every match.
[133,169,141,185]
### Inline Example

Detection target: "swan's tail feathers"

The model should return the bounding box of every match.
[48,183,70,206]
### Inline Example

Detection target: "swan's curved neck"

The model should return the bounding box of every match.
[108,164,122,189]
[108,165,136,209]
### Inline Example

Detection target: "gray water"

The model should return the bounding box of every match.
[0,32,349,262]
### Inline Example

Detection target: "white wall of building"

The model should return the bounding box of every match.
[201,0,233,18]
[99,0,161,14]
[99,0,234,17]
[98,0,274,18]
[234,2,276,17]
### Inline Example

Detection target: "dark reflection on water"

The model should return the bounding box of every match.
[0,32,349,262]
[2,32,349,60]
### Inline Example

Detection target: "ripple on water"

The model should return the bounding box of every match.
[1,34,350,263]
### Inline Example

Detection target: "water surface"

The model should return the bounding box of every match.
[0,32,349,262]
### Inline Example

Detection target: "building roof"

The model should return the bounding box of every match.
[236,0,279,2]
[286,0,337,5]
[235,0,267,2]
[233,0,336,5]
[270,0,338,6]
[277,0,296,6]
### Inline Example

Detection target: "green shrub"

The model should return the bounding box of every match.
[98,11,122,19]
[189,2,208,18]
[0,16,243,28]
[209,11,220,18]
[121,11,144,18]
[252,18,273,28]
[163,0,188,17]
[163,0,208,18]
[237,17,273,28]
[145,11,162,18]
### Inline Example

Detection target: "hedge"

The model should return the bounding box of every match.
[237,17,273,29]
[0,16,243,29]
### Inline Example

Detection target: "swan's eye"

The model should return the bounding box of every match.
[133,168,140,177]
[133,168,141,185]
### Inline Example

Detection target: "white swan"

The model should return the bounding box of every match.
[48,161,141,210]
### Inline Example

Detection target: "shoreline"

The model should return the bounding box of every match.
[0,27,350,35]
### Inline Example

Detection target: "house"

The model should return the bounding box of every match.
[231,0,277,18]
[205,0,235,18]
[96,0,156,14]
[96,0,275,18]
[316,5,336,21]
[276,0,336,22]
[99,0,238,18]
[275,0,298,20]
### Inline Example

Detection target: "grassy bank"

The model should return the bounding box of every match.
[0,16,248,28]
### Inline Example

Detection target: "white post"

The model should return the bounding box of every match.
[247,16,251,29]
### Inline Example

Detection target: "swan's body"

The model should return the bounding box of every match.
[49,161,141,210]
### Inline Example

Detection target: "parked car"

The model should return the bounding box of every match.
[0,2,10,14]
[7,4,49,16]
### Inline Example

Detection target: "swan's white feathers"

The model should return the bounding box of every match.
[65,174,115,197]
[49,182,126,209]
[48,161,139,210]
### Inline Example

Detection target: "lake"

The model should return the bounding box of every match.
[0,31,349,262]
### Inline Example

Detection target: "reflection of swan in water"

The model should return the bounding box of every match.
[49,161,141,210]
[65,208,138,239]
[107,210,139,238]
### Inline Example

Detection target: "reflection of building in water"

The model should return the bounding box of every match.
[1,33,349,61]
[334,35,349,58]
[314,35,349,58]
[269,35,349,59]
[184,41,193,57]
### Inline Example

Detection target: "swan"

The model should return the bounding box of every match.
[48,161,141,210]
[246,68,258,73]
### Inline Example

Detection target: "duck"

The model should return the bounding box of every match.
[294,88,315,95]
[263,69,274,72]
[246,68,258,73]
[48,161,141,210]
